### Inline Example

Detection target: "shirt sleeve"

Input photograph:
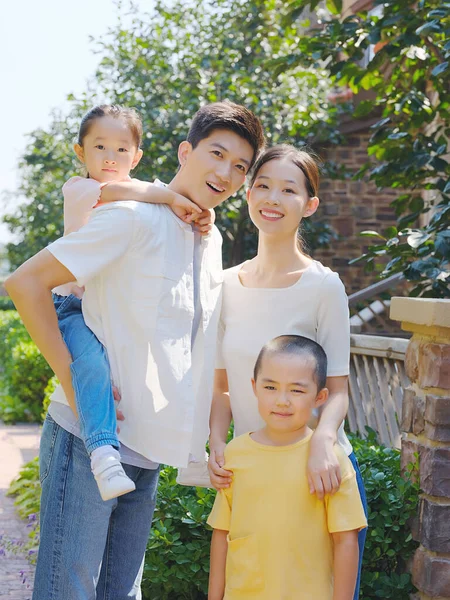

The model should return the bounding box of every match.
[47,203,136,287]
[325,447,367,533]
[207,486,233,531]
[316,272,350,377]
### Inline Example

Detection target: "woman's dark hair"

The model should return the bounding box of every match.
[78,104,143,148]
[249,144,320,197]
[253,334,327,391]
[187,101,266,169]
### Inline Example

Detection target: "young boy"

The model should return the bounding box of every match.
[207,335,367,600]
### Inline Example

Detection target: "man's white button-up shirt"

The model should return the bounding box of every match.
[48,199,223,467]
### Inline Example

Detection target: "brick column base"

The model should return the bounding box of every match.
[391,298,450,600]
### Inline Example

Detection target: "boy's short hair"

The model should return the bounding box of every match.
[187,101,266,169]
[253,335,328,391]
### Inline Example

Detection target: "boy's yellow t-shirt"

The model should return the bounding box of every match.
[207,431,367,600]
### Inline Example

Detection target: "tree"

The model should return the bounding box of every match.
[4,0,339,270]
[269,0,450,297]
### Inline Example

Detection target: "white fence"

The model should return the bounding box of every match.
[348,334,409,448]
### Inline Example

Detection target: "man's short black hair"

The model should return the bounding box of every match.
[187,100,266,169]
[253,335,328,391]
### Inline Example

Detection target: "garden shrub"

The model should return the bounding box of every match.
[0,310,53,422]
[8,431,418,599]
[350,430,419,599]
[0,296,15,311]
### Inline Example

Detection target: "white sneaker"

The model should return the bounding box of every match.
[176,458,212,488]
[91,452,136,501]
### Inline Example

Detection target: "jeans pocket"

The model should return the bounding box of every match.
[39,414,59,484]
[226,534,264,593]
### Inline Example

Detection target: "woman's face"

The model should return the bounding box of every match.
[247,158,318,236]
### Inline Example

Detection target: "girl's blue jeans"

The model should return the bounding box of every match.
[349,451,369,599]
[53,293,119,453]
[33,414,160,599]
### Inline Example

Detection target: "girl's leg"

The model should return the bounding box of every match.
[348,451,368,600]
[53,294,119,451]
[52,294,135,500]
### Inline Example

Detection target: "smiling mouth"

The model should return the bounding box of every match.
[272,412,293,417]
[102,169,117,172]
[206,181,226,194]
[260,210,284,220]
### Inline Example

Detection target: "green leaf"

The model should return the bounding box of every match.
[416,20,441,35]
[431,62,449,77]
[359,230,387,240]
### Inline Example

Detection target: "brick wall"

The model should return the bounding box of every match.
[312,130,399,295]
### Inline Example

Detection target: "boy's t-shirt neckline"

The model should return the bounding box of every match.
[247,430,313,451]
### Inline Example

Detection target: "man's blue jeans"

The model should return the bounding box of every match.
[53,293,119,453]
[33,414,160,600]
[349,451,369,600]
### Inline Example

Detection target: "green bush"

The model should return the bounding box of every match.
[0,310,53,422]
[350,431,419,599]
[0,296,15,310]
[9,432,418,599]
[142,468,215,599]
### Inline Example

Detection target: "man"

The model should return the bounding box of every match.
[6,101,265,599]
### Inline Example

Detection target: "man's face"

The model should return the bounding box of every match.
[177,129,254,210]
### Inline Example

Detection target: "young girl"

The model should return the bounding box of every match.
[54,104,211,501]
[208,144,368,599]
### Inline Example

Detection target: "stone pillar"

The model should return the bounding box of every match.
[390,297,450,600]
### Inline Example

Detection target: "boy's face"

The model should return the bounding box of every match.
[177,129,254,210]
[252,352,327,434]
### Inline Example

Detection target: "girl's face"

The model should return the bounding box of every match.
[247,158,319,236]
[74,116,143,183]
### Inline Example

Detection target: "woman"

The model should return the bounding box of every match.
[208,144,368,599]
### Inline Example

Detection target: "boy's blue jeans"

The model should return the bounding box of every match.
[53,293,119,453]
[349,451,369,600]
[33,414,160,599]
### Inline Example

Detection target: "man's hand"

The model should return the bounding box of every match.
[208,441,232,489]
[307,433,342,500]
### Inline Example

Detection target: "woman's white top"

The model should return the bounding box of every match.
[217,259,353,455]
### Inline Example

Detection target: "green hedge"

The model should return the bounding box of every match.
[0,296,15,311]
[0,310,53,423]
[8,428,418,599]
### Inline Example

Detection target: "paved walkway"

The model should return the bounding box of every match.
[0,423,40,599]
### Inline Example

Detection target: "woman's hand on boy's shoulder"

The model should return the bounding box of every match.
[307,434,342,500]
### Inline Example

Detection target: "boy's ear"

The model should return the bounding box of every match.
[315,387,329,409]
[303,196,320,218]
[178,141,192,167]
[131,148,143,170]
[251,378,257,396]
[74,143,85,163]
